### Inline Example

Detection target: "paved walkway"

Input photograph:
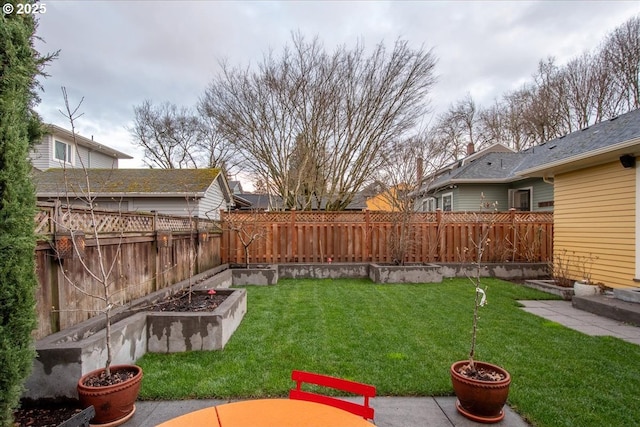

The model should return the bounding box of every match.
[518,299,640,345]
[126,300,640,426]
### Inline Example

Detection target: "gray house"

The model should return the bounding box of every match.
[413,143,554,212]
[29,124,133,171]
[34,168,234,220]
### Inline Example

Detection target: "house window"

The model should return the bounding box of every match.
[422,197,436,212]
[441,193,453,211]
[54,140,73,164]
[509,188,532,211]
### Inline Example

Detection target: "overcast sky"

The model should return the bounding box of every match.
[33,0,640,174]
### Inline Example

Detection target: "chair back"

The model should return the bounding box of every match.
[289,370,376,420]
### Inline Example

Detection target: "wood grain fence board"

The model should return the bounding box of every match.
[220,211,553,265]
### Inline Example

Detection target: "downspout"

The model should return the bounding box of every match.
[543,174,554,185]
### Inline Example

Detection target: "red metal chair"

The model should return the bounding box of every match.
[289,370,376,420]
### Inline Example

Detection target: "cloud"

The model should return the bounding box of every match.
[33,0,640,168]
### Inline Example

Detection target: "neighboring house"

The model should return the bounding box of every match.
[232,193,283,211]
[228,180,244,195]
[29,124,133,171]
[33,168,234,220]
[517,107,640,289]
[365,183,411,211]
[413,143,554,212]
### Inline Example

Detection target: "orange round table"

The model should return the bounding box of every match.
[156,398,376,427]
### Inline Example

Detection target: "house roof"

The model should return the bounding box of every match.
[428,151,529,190]
[416,108,640,194]
[234,193,283,210]
[34,168,225,198]
[516,107,640,177]
[414,143,518,194]
[47,124,133,160]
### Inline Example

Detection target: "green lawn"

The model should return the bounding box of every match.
[137,278,640,427]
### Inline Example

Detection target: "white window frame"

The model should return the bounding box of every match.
[53,139,74,165]
[421,197,436,212]
[441,192,453,212]
[509,187,533,211]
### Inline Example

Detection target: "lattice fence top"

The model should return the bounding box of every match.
[36,202,220,235]
[222,210,552,224]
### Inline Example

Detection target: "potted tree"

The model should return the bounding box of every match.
[450,198,511,423]
[54,90,142,426]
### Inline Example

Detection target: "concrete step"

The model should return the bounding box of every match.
[572,294,640,326]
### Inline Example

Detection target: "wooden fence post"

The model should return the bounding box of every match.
[509,208,517,262]
[436,209,443,262]
[364,210,371,262]
[290,210,297,263]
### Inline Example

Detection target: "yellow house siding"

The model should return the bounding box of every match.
[553,161,636,289]
[367,193,394,211]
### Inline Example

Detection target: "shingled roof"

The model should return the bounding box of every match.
[34,168,225,197]
[418,107,640,193]
[517,107,640,176]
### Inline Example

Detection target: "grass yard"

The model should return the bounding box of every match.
[137,278,640,427]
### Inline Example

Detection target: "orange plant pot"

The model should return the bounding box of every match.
[450,360,511,424]
[77,364,143,425]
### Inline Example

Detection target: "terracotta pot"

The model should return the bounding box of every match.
[77,364,143,425]
[450,360,511,423]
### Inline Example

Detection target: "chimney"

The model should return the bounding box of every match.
[416,157,423,183]
[466,142,475,156]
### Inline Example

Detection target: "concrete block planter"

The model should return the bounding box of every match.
[614,288,640,303]
[278,263,370,279]
[23,267,245,400]
[523,279,574,300]
[369,263,443,284]
[439,262,550,281]
[147,288,246,353]
[231,264,278,286]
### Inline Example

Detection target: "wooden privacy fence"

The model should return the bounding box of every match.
[34,202,222,339]
[221,210,553,265]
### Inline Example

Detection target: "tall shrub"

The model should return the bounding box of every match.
[0,3,52,425]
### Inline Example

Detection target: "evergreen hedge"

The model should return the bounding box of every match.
[0,3,50,425]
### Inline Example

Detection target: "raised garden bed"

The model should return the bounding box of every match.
[23,266,246,400]
[523,279,573,300]
[231,264,278,286]
[369,263,443,284]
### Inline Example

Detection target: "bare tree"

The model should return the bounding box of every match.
[377,129,454,264]
[477,98,533,151]
[224,210,268,268]
[435,14,639,163]
[130,100,201,169]
[563,52,598,128]
[604,15,640,111]
[55,88,125,378]
[201,33,438,210]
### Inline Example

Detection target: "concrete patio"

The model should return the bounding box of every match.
[127,396,531,426]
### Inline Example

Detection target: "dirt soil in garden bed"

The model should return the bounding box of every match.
[13,289,228,426]
[13,401,83,427]
[149,288,228,312]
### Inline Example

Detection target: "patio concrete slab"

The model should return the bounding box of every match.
[518,300,640,345]
[128,396,531,426]
[434,396,530,427]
